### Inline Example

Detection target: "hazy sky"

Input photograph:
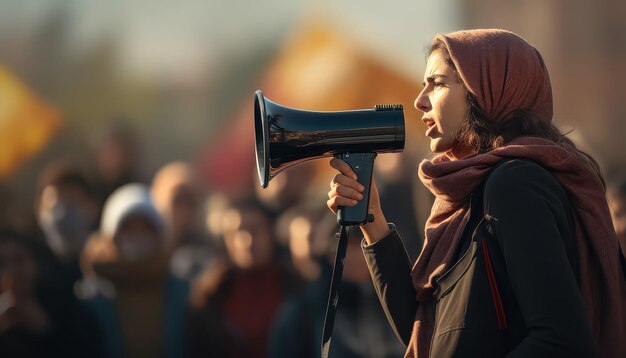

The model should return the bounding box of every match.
[0,0,460,80]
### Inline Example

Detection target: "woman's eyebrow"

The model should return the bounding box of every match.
[422,74,449,87]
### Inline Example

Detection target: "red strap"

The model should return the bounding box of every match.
[482,239,508,330]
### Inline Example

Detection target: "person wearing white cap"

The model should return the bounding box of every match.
[78,183,188,358]
[100,183,165,261]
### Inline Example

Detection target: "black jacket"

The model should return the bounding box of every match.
[362,160,595,357]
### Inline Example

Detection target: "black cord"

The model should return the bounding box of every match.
[321,225,351,358]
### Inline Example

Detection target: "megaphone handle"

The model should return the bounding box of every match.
[336,152,377,226]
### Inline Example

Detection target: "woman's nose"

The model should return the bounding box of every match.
[414,89,431,113]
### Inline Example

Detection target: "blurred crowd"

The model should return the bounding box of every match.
[1,119,625,358]
[0,122,420,358]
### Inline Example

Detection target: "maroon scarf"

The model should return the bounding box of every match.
[405,29,626,357]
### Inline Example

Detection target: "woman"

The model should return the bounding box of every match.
[327,29,626,357]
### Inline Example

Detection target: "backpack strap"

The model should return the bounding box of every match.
[482,238,508,330]
[474,159,514,331]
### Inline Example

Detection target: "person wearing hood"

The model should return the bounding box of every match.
[78,183,188,358]
[326,29,626,357]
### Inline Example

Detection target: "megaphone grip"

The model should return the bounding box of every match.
[336,152,377,226]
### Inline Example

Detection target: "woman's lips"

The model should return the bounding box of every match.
[423,117,437,137]
[424,125,437,137]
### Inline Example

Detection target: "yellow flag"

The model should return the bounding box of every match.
[0,65,61,178]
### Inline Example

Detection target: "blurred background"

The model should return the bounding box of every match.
[0,0,625,357]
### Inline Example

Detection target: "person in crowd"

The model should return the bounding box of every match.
[152,162,202,248]
[326,29,626,356]
[152,162,214,280]
[0,186,12,229]
[375,153,423,261]
[0,228,100,357]
[186,197,298,357]
[607,176,626,255]
[273,203,329,282]
[79,183,188,358]
[90,122,143,206]
[269,213,406,358]
[35,161,99,285]
[255,162,317,215]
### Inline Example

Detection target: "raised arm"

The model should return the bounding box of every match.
[327,158,417,345]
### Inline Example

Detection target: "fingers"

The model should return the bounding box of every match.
[327,185,361,213]
[326,196,358,214]
[329,159,365,193]
[327,158,367,214]
[330,158,357,180]
[328,184,363,201]
[330,173,365,192]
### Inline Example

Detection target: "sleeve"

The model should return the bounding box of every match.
[362,224,418,346]
[484,160,595,357]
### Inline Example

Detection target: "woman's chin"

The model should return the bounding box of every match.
[429,138,453,154]
[446,142,475,160]
[429,140,475,160]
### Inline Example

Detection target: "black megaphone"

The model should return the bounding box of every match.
[254,90,405,226]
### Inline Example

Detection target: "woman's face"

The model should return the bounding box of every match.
[414,51,470,154]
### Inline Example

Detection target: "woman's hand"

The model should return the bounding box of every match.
[327,158,390,244]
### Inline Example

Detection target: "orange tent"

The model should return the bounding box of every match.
[200,23,425,194]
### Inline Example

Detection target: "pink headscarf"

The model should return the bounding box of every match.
[442,29,553,123]
[405,29,626,358]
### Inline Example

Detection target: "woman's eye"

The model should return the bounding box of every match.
[433,81,445,88]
